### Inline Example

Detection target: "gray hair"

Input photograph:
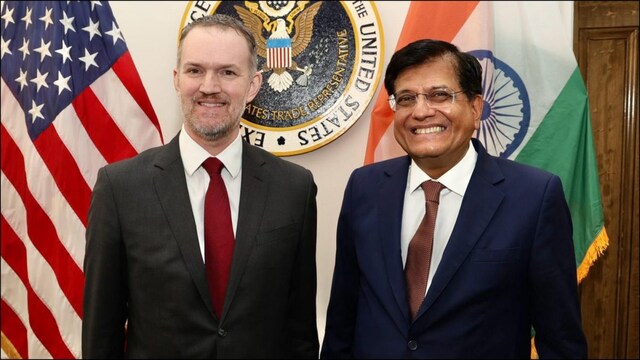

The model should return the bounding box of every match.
[177,14,258,71]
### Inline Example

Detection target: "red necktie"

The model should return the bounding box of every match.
[202,157,234,318]
[405,180,445,320]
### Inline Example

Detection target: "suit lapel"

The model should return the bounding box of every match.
[222,142,268,318]
[153,135,216,316]
[379,156,413,329]
[418,140,505,317]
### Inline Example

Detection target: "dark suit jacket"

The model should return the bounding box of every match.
[321,139,587,359]
[83,134,319,358]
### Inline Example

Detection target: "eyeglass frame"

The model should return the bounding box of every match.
[388,88,466,111]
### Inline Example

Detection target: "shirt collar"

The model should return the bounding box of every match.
[409,140,478,196]
[179,125,242,179]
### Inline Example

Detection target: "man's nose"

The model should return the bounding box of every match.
[199,73,222,93]
[411,95,437,118]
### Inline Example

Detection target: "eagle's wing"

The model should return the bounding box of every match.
[291,2,322,57]
[234,5,267,59]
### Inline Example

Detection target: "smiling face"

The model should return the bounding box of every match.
[392,57,483,178]
[173,26,262,153]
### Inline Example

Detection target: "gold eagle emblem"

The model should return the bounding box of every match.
[235,1,321,92]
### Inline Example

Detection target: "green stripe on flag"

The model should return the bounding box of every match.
[515,68,608,280]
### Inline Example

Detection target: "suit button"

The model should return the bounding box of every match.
[218,328,227,337]
[407,340,418,351]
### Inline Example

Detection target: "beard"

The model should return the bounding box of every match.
[183,96,241,141]
[186,114,238,141]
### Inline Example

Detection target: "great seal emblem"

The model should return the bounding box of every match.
[180,1,384,156]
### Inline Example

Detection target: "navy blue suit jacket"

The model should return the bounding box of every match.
[321,139,587,358]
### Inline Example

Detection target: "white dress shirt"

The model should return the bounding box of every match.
[401,141,478,295]
[179,126,243,261]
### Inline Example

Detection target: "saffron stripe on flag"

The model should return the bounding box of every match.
[365,1,479,164]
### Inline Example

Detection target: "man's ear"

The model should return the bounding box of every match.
[246,71,263,103]
[472,94,483,130]
[173,68,180,93]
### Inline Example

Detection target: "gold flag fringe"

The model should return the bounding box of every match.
[531,337,539,359]
[1,332,22,359]
[577,227,610,283]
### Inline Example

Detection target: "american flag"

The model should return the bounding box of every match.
[266,38,292,69]
[0,1,163,358]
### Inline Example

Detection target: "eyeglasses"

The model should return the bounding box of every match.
[388,89,465,111]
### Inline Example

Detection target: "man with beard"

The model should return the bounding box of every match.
[82,14,319,358]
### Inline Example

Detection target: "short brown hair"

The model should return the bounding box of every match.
[177,14,258,71]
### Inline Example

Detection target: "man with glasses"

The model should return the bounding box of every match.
[321,39,587,358]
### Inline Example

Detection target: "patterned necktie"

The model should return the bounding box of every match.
[202,157,234,318]
[405,180,445,320]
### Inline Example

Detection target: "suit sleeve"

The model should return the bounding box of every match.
[321,172,359,359]
[82,167,128,358]
[529,175,588,358]
[289,168,320,358]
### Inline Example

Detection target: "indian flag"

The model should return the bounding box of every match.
[366,1,608,283]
